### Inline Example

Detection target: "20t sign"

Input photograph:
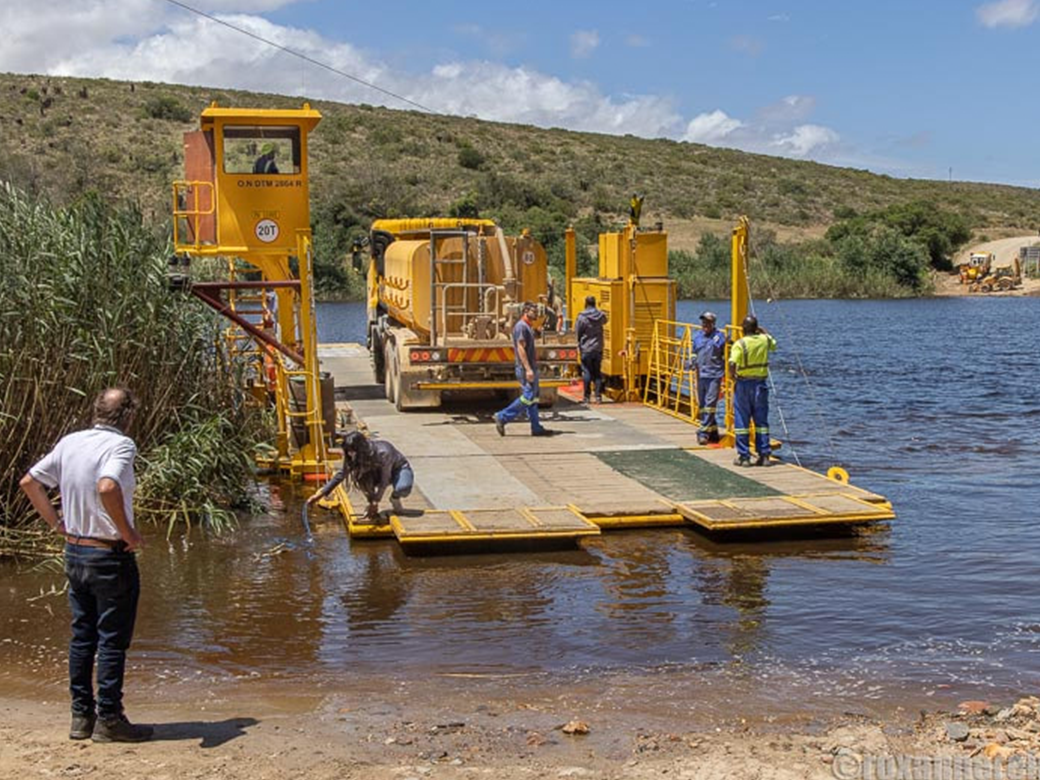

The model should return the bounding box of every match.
[255,219,280,243]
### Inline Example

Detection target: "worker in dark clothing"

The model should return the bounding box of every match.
[253,142,279,174]
[728,315,777,467]
[308,431,413,519]
[575,295,608,405]
[494,302,553,437]
[686,311,727,445]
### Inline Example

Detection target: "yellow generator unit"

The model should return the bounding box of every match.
[567,222,676,399]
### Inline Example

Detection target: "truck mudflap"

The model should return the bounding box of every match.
[396,378,442,409]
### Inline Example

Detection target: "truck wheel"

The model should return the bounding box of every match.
[393,367,405,412]
[385,343,404,412]
[384,340,396,404]
[371,326,386,385]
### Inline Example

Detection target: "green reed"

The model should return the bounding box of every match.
[0,183,268,553]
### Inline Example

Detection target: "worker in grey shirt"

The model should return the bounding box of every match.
[308,431,414,520]
[575,294,608,404]
[20,388,153,743]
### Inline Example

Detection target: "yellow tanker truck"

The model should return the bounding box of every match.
[361,218,578,410]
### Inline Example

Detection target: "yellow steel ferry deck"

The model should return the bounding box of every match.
[317,342,894,551]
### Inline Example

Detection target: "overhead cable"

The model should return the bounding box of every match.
[163,0,435,114]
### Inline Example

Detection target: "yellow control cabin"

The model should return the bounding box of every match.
[172,104,333,479]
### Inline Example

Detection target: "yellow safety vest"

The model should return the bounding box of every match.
[730,333,777,378]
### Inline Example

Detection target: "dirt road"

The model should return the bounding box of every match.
[935,234,1040,296]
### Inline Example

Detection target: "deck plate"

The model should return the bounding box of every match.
[391,506,601,545]
[676,492,895,531]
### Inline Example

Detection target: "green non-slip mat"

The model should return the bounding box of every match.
[594,449,783,501]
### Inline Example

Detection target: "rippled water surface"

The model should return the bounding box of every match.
[3,297,1039,711]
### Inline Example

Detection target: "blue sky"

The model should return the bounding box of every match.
[2,0,1039,185]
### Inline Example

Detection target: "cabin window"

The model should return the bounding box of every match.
[222,125,301,175]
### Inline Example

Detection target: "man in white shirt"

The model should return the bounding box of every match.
[20,387,152,743]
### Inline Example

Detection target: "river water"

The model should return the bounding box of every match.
[2,297,1039,718]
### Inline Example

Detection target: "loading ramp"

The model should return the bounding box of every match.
[318,344,894,551]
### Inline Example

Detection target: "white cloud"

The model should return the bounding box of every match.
[683,110,743,143]
[424,62,680,137]
[625,34,649,47]
[769,124,840,157]
[682,97,841,161]
[569,29,600,59]
[977,0,1038,28]
[760,94,816,124]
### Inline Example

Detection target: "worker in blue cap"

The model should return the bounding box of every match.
[686,311,727,445]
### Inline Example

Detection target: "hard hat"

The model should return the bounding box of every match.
[741,315,759,333]
[699,311,716,322]
[260,142,275,155]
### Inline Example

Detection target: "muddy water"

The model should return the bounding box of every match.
[2,297,1039,719]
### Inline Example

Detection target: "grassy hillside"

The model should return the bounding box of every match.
[2,71,1038,297]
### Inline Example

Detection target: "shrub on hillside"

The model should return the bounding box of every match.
[826,200,970,271]
[457,143,486,171]
[142,95,192,122]
[834,225,930,292]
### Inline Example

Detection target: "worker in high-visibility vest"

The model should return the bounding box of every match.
[728,315,777,467]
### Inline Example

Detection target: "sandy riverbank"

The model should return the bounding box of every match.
[4,680,1039,780]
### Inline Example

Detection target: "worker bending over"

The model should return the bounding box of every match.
[728,315,777,467]
[308,431,413,520]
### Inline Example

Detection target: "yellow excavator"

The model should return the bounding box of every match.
[970,257,1022,293]
[959,251,993,285]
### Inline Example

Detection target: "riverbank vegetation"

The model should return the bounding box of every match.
[0,183,268,557]
[667,200,973,298]
[1,73,1037,301]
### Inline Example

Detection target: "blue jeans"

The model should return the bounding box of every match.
[495,366,544,433]
[733,378,770,459]
[65,544,140,719]
[391,464,414,499]
[580,351,603,401]
[696,376,722,441]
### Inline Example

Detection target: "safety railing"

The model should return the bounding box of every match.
[172,180,215,251]
[644,319,697,423]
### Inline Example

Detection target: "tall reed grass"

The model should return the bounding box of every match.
[0,183,267,555]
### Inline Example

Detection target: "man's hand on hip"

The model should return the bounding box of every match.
[124,527,145,552]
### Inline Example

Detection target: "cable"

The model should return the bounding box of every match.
[737,241,802,467]
[741,233,840,467]
[163,0,436,114]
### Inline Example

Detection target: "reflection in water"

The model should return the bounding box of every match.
[687,532,890,662]
[696,554,770,660]
[338,543,409,634]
